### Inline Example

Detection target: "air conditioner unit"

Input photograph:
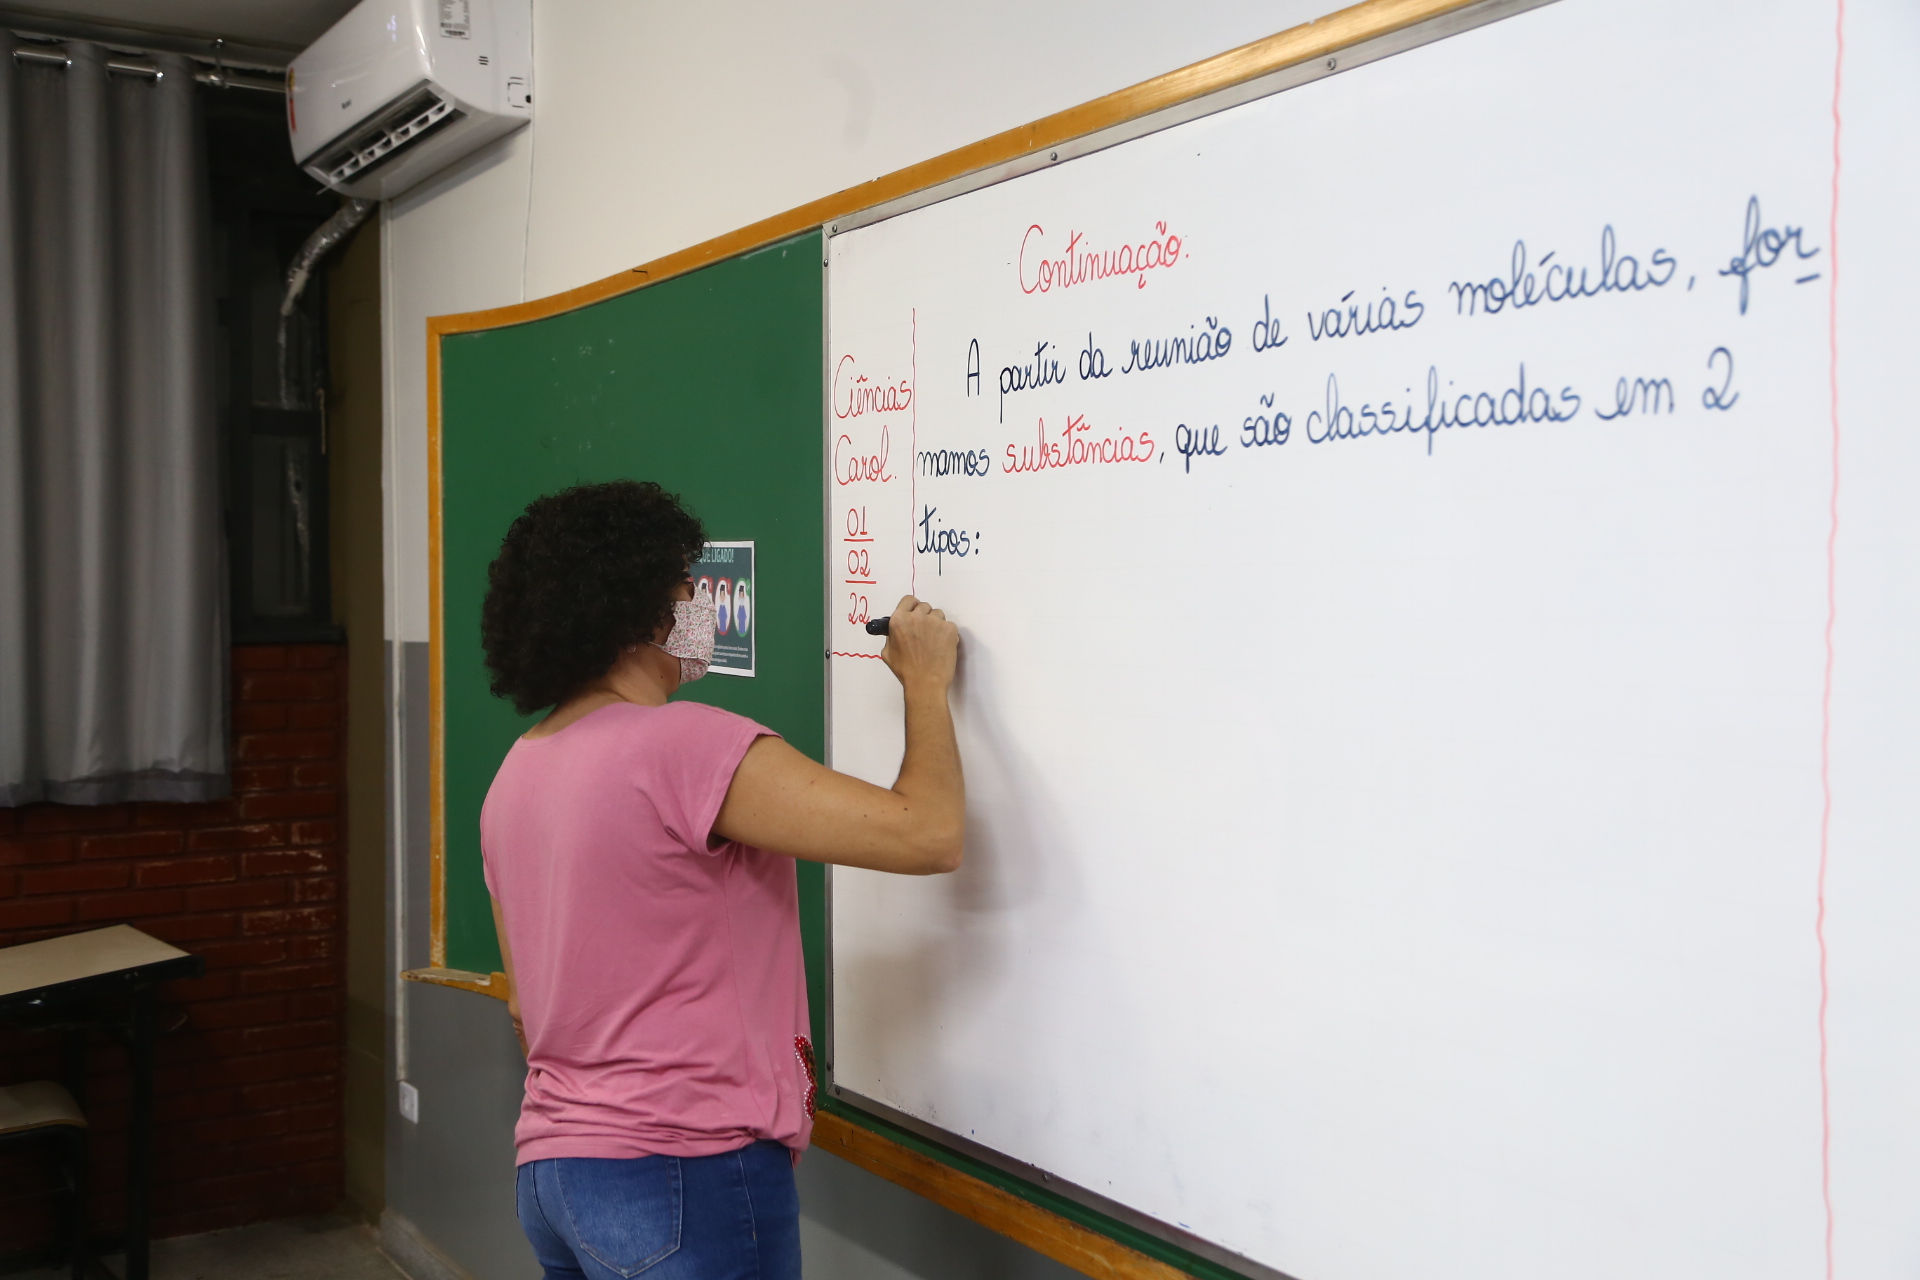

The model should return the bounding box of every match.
[288,0,531,199]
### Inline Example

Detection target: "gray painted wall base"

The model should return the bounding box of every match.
[380,1211,477,1280]
[391,983,536,1280]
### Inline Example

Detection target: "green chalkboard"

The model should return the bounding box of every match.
[437,232,826,1043]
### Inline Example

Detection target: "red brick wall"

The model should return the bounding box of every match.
[0,644,348,1248]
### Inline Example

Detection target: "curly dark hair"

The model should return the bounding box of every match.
[481,480,706,715]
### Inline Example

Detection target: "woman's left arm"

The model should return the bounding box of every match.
[490,896,528,1056]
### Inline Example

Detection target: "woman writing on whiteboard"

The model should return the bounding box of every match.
[476,479,963,1280]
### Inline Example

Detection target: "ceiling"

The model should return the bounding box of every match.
[0,0,357,63]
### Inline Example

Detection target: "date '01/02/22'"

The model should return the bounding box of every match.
[844,504,875,625]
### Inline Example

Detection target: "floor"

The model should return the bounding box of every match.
[1,1187,1087,1280]
[11,1216,409,1280]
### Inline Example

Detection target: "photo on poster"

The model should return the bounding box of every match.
[697,542,754,676]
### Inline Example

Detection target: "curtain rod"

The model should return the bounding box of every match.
[10,37,283,94]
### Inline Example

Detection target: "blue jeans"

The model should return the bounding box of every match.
[516,1142,801,1280]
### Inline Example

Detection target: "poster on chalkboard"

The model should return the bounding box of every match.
[694,542,754,677]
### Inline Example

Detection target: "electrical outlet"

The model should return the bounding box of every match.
[398,1080,420,1124]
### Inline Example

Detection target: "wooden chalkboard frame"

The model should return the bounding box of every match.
[416,0,1554,1274]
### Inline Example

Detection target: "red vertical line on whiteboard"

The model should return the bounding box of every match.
[1817,4,1845,1277]
[910,308,919,595]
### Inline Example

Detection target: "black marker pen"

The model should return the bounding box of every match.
[864,617,891,636]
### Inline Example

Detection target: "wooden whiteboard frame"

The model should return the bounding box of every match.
[414,0,1554,1272]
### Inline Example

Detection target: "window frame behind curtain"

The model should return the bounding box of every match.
[203,87,340,644]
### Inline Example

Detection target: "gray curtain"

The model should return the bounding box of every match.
[0,42,227,805]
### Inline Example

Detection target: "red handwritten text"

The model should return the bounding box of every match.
[835,426,895,485]
[1005,415,1155,473]
[834,354,913,419]
[1018,222,1183,295]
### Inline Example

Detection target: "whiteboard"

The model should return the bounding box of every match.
[825,2,1920,1277]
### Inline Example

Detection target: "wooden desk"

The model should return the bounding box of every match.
[0,926,203,1280]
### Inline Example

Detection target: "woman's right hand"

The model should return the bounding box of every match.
[881,595,959,692]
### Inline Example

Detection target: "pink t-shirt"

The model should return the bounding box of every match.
[479,700,816,1164]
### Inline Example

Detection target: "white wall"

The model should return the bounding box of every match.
[382,0,1338,642]
[380,131,532,647]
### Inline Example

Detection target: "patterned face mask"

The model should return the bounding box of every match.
[653,596,716,684]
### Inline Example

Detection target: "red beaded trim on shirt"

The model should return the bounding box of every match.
[794,1036,818,1118]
